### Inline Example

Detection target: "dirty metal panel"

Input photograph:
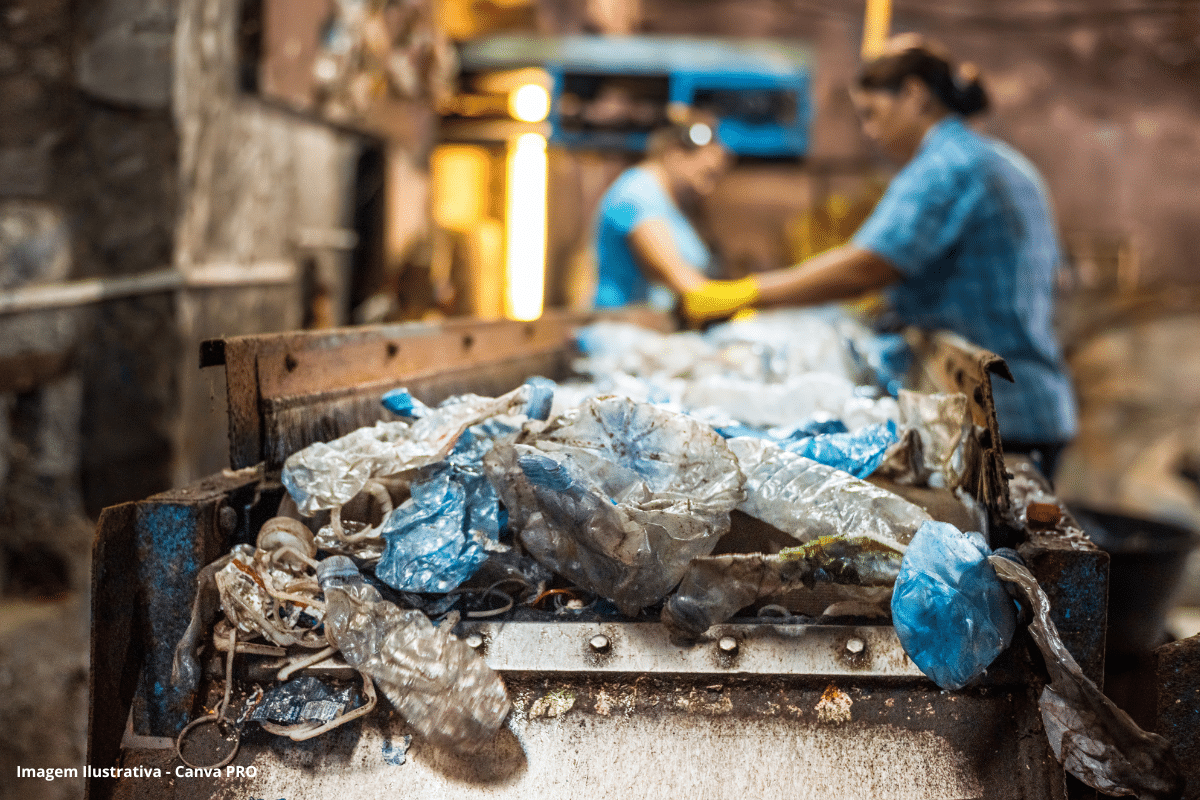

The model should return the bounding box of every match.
[109,677,1053,800]
[460,621,925,677]
[209,309,672,469]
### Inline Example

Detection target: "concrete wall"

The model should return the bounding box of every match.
[0,0,367,595]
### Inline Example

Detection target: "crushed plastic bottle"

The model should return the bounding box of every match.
[890,521,1017,690]
[485,396,745,615]
[727,437,930,551]
[317,555,510,752]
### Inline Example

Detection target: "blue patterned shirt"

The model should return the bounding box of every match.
[853,117,1078,443]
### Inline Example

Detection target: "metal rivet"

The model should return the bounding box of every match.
[589,634,610,653]
[846,637,865,655]
[465,633,484,650]
[718,636,738,654]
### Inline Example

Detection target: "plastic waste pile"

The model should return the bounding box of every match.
[178,310,1182,783]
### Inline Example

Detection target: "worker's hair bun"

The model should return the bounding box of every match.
[858,39,989,118]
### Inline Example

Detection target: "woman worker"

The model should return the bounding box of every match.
[683,39,1078,475]
[592,115,733,309]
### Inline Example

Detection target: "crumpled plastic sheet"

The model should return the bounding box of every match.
[713,417,848,445]
[250,677,360,726]
[899,390,971,489]
[890,521,1016,690]
[846,330,912,397]
[702,307,864,382]
[282,382,546,516]
[374,422,512,593]
[989,555,1184,800]
[659,437,931,636]
[574,322,714,379]
[484,396,745,615]
[318,556,510,752]
[727,437,930,551]
[661,537,903,638]
[792,419,899,478]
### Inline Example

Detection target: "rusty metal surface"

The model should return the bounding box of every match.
[207,309,673,470]
[108,676,1051,800]
[1156,635,1200,800]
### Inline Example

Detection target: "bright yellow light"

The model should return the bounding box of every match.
[509,83,551,123]
[505,133,547,321]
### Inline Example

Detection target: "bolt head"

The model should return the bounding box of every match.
[465,633,484,649]
[589,634,610,652]
[845,637,865,655]
[718,636,738,653]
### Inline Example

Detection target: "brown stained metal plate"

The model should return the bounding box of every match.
[209,310,672,469]
[109,678,1044,800]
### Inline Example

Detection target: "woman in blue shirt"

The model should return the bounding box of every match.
[685,39,1077,474]
[593,117,734,309]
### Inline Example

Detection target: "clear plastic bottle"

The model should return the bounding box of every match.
[316,556,510,751]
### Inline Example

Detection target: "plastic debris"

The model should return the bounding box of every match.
[283,382,546,516]
[662,537,902,638]
[213,518,326,649]
[250,677,360,726]
[792,419,899,478]
[317,556,510,752]
[728,437,930,551]
[485,396,745,615]
[375,422,510,594]
[989,554,1184,800]
[890,521,1017,690]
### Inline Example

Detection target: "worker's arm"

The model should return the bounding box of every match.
[680,244,901,324]
[753,244,902,307]
[626,218,709,295]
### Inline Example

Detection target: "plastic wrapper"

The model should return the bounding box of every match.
[573,322,713,379]
[662,537,903,637]
[317,556,510,752]
[727,438,930,552]
[282,382,546,516]
[250,677,360,726]
[484,396,745,615]
[989,555,1184,799]
[375,423,509,593]
[890,521,1017,690]
[792,420,899,478]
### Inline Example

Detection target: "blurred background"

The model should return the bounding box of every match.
[1,1,1199,797]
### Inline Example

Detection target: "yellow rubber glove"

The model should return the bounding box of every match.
[681,276,760,324]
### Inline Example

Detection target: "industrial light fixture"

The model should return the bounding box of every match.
[509,83,551,123]
[504,133,547,321]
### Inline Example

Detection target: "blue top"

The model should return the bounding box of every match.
[853,117,1078,444]
[593,167,713,308]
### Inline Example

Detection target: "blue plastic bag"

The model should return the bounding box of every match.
[374,422,510,594]
[792,419,898,478]
[891,521,1017,690]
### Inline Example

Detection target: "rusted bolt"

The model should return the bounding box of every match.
[589,634,610,653]
[845,638,865,655]
[718,636,739,654]
[465,633,484,650]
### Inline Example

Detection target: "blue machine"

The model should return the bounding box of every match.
[459,35,814,158]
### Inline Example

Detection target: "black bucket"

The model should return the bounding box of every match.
[1069,504,1200,656]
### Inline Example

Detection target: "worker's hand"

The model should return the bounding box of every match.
[680,276,760,324]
